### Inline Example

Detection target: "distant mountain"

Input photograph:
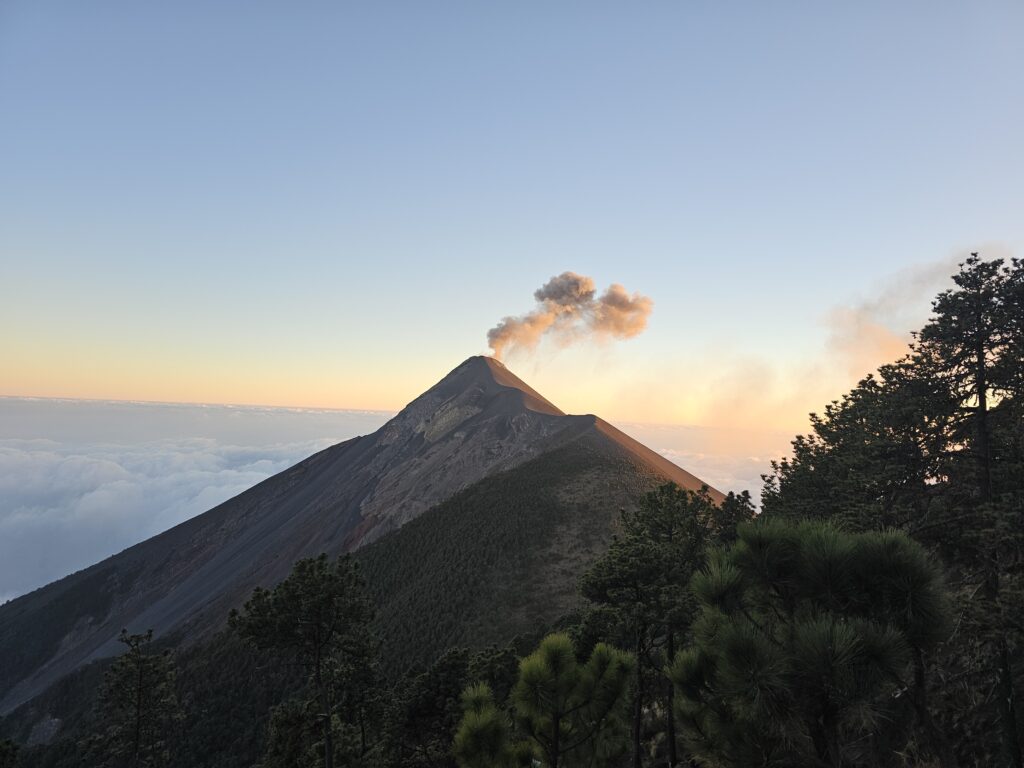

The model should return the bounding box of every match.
[0,356,721,714]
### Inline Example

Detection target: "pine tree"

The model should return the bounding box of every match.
[761,254,1024,766]
[916,254,1024,767]
[385,648,471,768]
[453,683,531,768]
[762,357,953,535]
[260,699,315,768]
[384,643,520,768]
[671,520,952,768]
[514,634,634,768]
[230,554,377,768]
[81,629,181,768]
[454,633,634,768]
[580,484,753,766]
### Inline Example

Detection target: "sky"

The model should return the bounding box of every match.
[0,3,1021,598]
[1,1,1021,426]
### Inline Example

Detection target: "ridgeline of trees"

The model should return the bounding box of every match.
[2,254,1022,767]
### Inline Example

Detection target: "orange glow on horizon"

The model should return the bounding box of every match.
[2,315,913,441]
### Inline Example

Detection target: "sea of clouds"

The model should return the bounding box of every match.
[0,398,785,605]
[0,398,391,604]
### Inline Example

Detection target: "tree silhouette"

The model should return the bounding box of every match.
[81,629,180,768]
[230,554,377,768]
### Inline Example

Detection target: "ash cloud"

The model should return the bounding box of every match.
[488,272,653,359]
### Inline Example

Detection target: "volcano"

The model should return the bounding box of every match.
[0,356,721,714]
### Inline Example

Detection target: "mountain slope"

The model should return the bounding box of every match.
[0,357,721,713]
[357,422,701,674]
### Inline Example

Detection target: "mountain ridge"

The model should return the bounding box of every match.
[0,356,722,714]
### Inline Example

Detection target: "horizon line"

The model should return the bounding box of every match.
[0,393,797,435]
[0,393,397,416]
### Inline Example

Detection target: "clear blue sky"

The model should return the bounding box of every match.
[2,1,1021,430]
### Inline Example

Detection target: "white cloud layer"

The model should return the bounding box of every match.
[0,399,392,603]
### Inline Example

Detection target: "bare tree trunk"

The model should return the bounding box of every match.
[315,647,334,768]
[667,631,678,767]
[997,625,1023,768]
[975,337,1023,768]
[976,334,993,502]
[134,646,143,768]
[912,648,958,768]
[634,619,644,768]
[552,710,561,768]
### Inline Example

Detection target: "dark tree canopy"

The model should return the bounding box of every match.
[762,255,1024,766]
[230,554,378,768]
[580,483,754,767]
[672,519,952,768]
[80,629,181,768]
[455,633,634,768]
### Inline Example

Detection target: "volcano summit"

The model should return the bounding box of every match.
[0,356,721,714]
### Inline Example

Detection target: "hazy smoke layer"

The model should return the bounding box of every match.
[488,272,653,358]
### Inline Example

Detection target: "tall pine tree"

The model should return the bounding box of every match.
[916,254,1024,767]
[230,554,378,768]
[455,633,634,768]
[762,254,1024,766]
[81,629,181,768]
[580,484,753,767]
[672,520,952,768]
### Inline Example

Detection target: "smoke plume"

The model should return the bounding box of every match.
[488,272,653,359]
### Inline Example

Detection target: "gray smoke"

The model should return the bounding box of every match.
[488,271,653,359]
